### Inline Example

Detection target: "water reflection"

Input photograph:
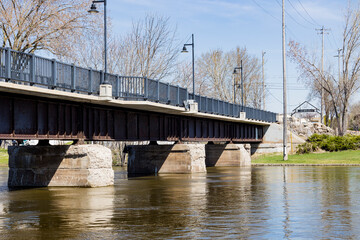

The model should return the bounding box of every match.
[1,166,360,239]
[0,182,115,239]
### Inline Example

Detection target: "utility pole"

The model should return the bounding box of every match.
[262,51,266,110]
[282,0,288,160]
[316,26,330,124]
[241,60,244,110]
[334,48,343,85]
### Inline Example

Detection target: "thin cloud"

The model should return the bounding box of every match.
[297,1,343,22]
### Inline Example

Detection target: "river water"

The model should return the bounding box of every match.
[1,166,360,239]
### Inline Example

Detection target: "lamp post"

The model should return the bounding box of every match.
[88,0,109,85]
[233,61,244,108]
[181,34,195,99]
[233,66,241,103]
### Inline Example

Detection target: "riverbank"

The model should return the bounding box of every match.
[0,148,7,167]
[2,147,360,167]
[252,149,360,165]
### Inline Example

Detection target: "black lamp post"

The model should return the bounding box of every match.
[233,66,241,103]
[233,60,243,108]
[88,0,109,85]
[181,34,195,99]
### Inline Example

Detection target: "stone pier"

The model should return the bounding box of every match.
[128,143,206,174]
[8,144,114,187]
[205,143,251,167]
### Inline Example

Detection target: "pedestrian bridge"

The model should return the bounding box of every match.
[0,47,276,143]
[0,47,279,187]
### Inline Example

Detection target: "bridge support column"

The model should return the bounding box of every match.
[205,143,251,167]
[128,143,206,175]
[8,145,114,187]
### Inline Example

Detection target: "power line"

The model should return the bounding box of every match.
[295,0,321,26]
[286,0,317,27]
[330,31,340,49]
[266,88,282,104]
[251,0,281,22]
[250,0,301,40]
[268,88,308,90]
[275,0,310,29]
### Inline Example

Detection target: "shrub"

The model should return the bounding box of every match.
[296,134,360,154]
[308,133,330,144]
[296,142,318,154]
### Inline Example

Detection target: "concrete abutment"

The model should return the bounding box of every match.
[127,143,207,174]
[7,142,252,186]
[8,144,114,188]
[128,142,252,175]
[205,143,251,167]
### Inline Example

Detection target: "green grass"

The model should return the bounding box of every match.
[0,148,8,167]
[253,149,360,165]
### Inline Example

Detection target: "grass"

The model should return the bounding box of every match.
[252,149,360,165]
[0,148,8,167]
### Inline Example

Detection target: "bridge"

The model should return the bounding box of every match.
[0,47,277,187]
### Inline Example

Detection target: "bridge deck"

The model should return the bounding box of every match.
[0,82,266,142]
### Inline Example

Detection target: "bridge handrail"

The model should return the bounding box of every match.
[0,47,277,122]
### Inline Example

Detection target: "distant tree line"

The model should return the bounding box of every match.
[0,0,265,109]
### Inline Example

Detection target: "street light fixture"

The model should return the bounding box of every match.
[88,3,99,13]
[88,0,109,85]
[181,34,195,99]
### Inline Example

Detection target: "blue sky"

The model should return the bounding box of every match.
[106,0,352,113]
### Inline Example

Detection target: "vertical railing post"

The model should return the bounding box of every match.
[51,59,57,88]
[121,76,125,98]
[135,77,138,96]
[119,76,123,98]
[177,86,180,106]
[71,64,76,92]
[205,96,207,112]
[124,77,127,98]
[199,95,201,111]
[88,68,93,95]
[144,77,148,99]
[116,75,120,98]
[211,98,214,113]
[30,54,35,86]
[100,70,104,86]
[157,79,160,102]
[167,83,170,104]
[5,48,11,81]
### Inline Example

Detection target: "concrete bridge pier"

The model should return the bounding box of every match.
[8,144,114,188]
[205,143,251,167]
[127,143,206,175]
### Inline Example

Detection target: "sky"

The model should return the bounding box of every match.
[104,0,353,114]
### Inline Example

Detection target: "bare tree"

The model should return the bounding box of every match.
[96,14,178,79]
[191,47,263,107]
[196,49,233,100]
[288,6,360,135]
[0,0,98,56]
[124,15,179,80]
[67,14,179,81]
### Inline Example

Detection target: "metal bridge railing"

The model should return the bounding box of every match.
[0,47,277,122]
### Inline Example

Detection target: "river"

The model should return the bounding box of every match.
[1,166,360,239]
